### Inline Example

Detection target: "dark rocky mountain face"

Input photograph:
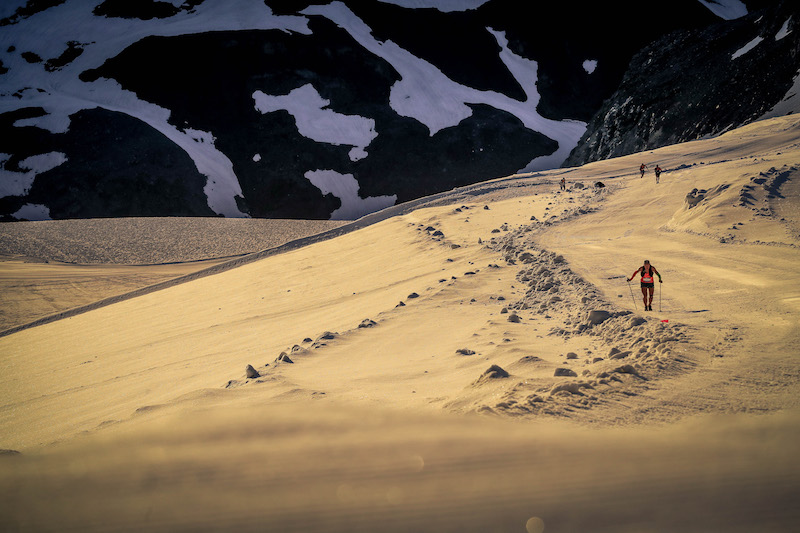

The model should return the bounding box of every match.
[564,1,800,168]
[78,22,556,218]
[0,0,792,221]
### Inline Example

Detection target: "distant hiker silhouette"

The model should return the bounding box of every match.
[628,259,661,311]
[560,177,566,190]
[654,165,662,183]
[640,163,647,178]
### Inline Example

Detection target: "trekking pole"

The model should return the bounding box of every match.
[659,282,662,312]
[627,280,637,310]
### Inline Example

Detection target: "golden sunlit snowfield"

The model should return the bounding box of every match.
[1,115,799,532]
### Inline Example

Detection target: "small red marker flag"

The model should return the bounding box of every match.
[661,319,669,323]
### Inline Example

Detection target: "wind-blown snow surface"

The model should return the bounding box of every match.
[0,0,745,220]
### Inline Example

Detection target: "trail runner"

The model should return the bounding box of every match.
[628,259,662,311]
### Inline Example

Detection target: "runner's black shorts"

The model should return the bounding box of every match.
[641,282,654,288]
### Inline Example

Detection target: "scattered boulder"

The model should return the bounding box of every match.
[536,281,554,292]
[407,292,420,299]
[586,310,612,325]
[629,316,647,328]
[613,364,639,375]
[481,364,509,379]
[456,348,476,356]
[473,365,510,385]
[245,364,260,378]
[685,188,706,208]
[550,382,590,396]
[358,319,377,328]
[554,367,578,377]
[276,353,294,364]
[312,331,337,349]
[565,352,578,360]
[0,449,21,456]
[507,313,521,323]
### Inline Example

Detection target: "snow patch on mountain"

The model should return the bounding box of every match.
[377,0,489,11]
[12,204,50,221]
[0,1,26,20]
[775,17,793,40]
[760,69,800,120]
[697,0,748,20]
[253,84,377,162]
[20,152,68,175]
[732,36,764,59]
[0,152,67,197]
[305,169,397,220]
[183,129,216,145]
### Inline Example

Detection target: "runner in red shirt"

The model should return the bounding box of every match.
[628,260,662,311]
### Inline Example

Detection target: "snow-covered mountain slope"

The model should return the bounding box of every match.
[0,0,779,220]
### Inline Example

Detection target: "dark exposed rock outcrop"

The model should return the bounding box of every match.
[564,1,800,167]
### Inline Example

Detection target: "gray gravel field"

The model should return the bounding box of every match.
[0,218,348,264]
